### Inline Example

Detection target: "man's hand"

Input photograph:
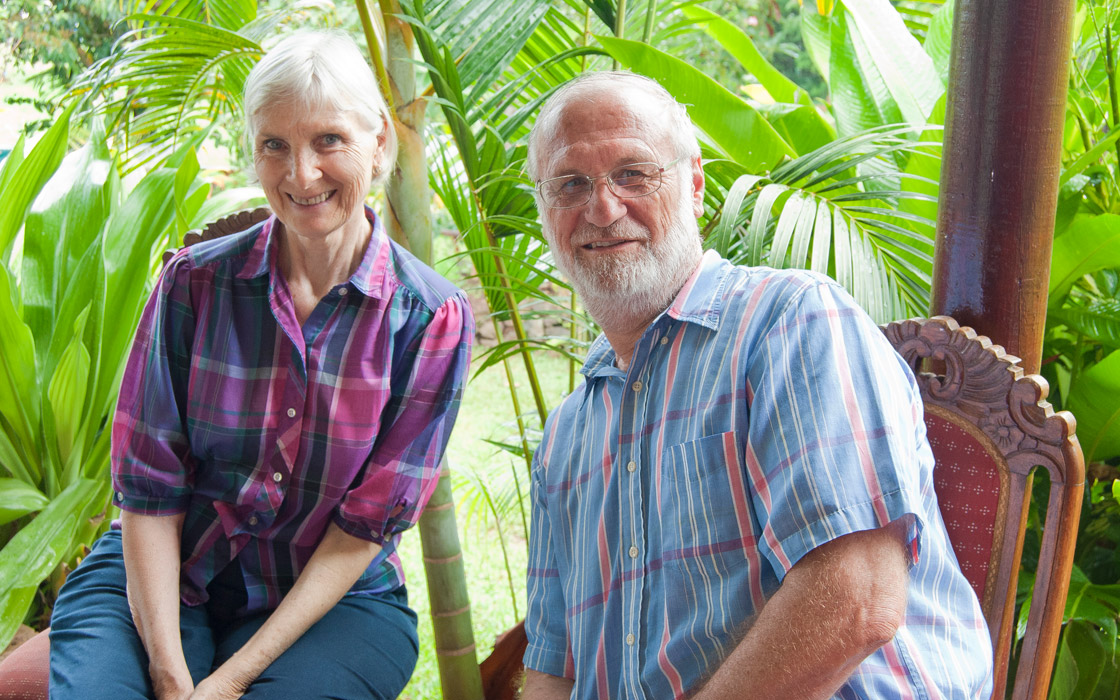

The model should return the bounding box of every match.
[521,668,575,700]
[693,518,911,700]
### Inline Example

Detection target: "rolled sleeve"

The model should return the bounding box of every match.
[111,249,197,515]
[745,282,929,579]
[335,291,474,544]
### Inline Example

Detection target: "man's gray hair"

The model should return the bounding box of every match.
[244,30,398,187]
[526,71,701,181]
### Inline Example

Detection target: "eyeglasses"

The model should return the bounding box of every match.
[535,157,685,209]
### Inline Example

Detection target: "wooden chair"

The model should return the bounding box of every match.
[882,316,1084,700]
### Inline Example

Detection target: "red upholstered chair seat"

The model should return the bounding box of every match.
[0,629,49,700]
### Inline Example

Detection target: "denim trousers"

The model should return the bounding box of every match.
[48,530,418,700]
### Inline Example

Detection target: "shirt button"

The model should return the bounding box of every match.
[272,472,283,483]
[116,492,124,502]
[660,336,668,345]
[628,545,639,558]
[248,516,259,526]
[626,633,635,646]
[631,380,642,392]
[338,287,348,296]
[286,407,296,418]
[626,460,636,473]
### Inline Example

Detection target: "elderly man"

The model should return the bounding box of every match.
[520,72,993,700]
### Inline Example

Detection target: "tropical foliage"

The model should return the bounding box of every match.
[1,0,1117,698]
[0,113,211,651]
[1032,1,1120,697]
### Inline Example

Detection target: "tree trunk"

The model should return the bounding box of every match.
[357,1,485,696]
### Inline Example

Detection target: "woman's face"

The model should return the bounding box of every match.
[252,99,385,244]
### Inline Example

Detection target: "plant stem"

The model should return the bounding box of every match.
[642,0,656,43]
[480,473,520,621]
[492,316,535,473]
[356,0,394,113]
[509,456,529,557]
[613,0,627,68]
[1105,24,1120,169]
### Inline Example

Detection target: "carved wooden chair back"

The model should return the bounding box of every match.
[161,206,273,268]
[881,316,1084,700]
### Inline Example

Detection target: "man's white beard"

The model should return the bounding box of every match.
[547,194,703,333]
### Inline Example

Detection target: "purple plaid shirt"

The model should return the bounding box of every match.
[111,208,473,613]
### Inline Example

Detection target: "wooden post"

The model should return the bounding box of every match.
[931,0,1076,374]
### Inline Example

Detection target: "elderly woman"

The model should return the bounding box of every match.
[48,30,473,700]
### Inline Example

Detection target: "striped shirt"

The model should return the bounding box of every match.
[111,208,473,613]
[525,251,992,698]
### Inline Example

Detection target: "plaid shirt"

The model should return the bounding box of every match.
[111,208,473,613]
[525,251,992,699]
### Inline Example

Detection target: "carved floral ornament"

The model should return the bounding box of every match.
[881,316,1079,480]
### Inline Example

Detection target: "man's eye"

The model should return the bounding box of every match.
[557,176,591,194]
[261,139,284,151]
[613,170,648,187]
[322,134,341,146]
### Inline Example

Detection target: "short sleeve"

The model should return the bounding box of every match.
[523,447,574,678]
[111,249,197,514]
[334,291,474,544]
[745,281,929,579]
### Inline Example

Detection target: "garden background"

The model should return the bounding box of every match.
[1,0,1118,697]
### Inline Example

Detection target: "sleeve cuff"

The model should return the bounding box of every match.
[770,490,924,579]
[522,640,570,679]
[113,491,190,515]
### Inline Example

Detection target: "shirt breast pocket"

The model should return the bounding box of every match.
[659,431,756,572]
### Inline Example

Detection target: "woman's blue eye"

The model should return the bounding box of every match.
[322,134,342,145]
[262,139,283,151]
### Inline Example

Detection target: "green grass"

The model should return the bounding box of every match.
[398,341,575,699]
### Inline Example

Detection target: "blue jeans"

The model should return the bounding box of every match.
[48,530,418,699]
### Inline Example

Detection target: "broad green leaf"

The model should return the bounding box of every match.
[1067,349,1120,463]
[0,586,36,657]
[0,264,40,466]
[761,103,837,157]
[680,5,809,105]
[0,477,105,650]
[801,5,832,83]
[0,105,72,258]
[1049,299,1120,349]
[0,135,26,198]
[597,36,796,172]
[1049,214,1120,302]
[842,0,944,125]
[47,307,92,466]
[1061,130,1120,185]
[923,0,954,84]
[22,122,118,364]
[0,479,49,526]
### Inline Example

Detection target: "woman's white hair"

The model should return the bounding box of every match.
[526,71,700,181]
[244,30,398,187]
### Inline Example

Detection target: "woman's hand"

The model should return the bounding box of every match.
[150,664,194,700]
[189,673,249,700]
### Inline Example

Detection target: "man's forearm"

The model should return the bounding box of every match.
[693,520,911,700]
[521,668,574,700]
[194,522,382,697]
[121,510,193,700]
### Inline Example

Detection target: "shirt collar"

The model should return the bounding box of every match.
[237,206,389,299]
[581,249,729,378]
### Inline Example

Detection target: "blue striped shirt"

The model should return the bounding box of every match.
[524,251,993,698]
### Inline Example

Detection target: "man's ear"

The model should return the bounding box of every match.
[690,154,705,219]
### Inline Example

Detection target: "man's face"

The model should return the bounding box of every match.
[536,89,704,322]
